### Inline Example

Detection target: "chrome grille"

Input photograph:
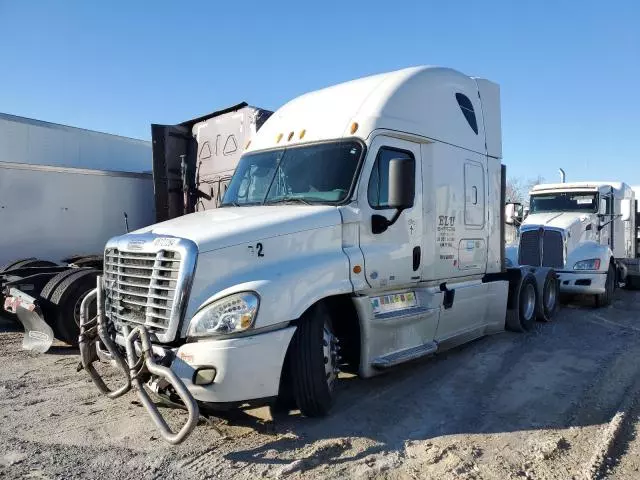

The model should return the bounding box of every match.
[103,248,182,335]
[519,230,541,266]
[542,230,563,268]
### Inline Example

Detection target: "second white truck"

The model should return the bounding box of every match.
[506,182,640,305]
[79,66,561,444]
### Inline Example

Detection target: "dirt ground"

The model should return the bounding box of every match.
[2,291,640,480]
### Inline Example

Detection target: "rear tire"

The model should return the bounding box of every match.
[289,304,338,417]
[537,271,560,322]
[506,272,539,332]
[41,269,87,301]
[595,263,615,308]
[47,270,99,346]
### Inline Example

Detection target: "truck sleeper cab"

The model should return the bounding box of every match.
[505,182,640,307]
[82,66,559,443]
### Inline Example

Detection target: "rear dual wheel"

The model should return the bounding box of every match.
[43,269,99,346]
[506,272,539,332]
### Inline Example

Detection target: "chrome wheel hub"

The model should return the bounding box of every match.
[323,322,340,390]
[523,283,536,320]
[544,279,557,311]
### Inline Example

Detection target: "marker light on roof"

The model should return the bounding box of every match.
[276,133,283,143]
[299,129,306,139]
[288,131,294,141]
[350,122,359,134]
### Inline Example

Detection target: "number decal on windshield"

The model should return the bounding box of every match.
[257,243,264,257]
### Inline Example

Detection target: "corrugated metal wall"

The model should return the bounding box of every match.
[0,113,151,173]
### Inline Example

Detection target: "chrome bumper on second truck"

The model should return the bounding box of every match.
[79,276,199,445]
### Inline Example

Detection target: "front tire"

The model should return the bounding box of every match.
[595,263,615,308]
[289,304,338,417]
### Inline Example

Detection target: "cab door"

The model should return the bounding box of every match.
[358,135,423,288]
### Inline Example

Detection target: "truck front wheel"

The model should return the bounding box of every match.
[289,304,338,417]
[595,263,616,308]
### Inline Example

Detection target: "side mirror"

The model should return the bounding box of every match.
[504,202,522,225]
[599,198,608,216]
[371,158,415,234]
[621,198,632,221]
[387,158,415,209]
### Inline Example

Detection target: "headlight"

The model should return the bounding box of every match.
[188,292,259,337]
[573,258,601,270]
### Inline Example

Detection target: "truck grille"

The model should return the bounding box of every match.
[542,231,563,268]
[519,230,541,266]
[103,248,182,335]
[518,229,564,268]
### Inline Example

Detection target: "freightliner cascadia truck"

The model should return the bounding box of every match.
[78,66,561,444]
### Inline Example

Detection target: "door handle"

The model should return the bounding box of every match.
[472,186,478,205]
[413,246,421,271]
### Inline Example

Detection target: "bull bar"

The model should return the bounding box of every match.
[78,276,200,444]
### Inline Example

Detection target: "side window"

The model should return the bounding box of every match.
[368,147,415,209]
[456,93,479,135]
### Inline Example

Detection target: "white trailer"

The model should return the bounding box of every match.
[506,182,640,305]
[0,162,154,266]
[78,66,561,444]
[0,113,154,348]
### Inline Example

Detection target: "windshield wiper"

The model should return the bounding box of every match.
[265,196,312,205]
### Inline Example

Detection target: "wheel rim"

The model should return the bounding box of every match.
[322,321,339,391]
[522,283,536,321]
[544,278,557,312]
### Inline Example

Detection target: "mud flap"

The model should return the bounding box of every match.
[4,289,54,353]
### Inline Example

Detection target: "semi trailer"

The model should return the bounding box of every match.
[505,182,640,305]
[1,105,270,351]
[78,66,562,444]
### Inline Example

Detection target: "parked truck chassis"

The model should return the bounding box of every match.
[1,256,102,351]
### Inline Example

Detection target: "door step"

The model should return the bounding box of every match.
[371,341,438,369]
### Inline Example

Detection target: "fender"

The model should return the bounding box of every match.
[565,240,613,272]
[180,234,354,337]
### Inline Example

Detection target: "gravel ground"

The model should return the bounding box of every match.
[1,290,640,479]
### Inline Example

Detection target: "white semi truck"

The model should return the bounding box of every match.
[506,182,640,305]
[78,66,561,444]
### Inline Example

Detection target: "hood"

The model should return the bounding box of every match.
[134,205,341,252]
[523,211,594,231]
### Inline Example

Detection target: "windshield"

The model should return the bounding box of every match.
[529,192,598,213]
[221,140,363,206]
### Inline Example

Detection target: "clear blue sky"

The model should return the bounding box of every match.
[1,0,638,184]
